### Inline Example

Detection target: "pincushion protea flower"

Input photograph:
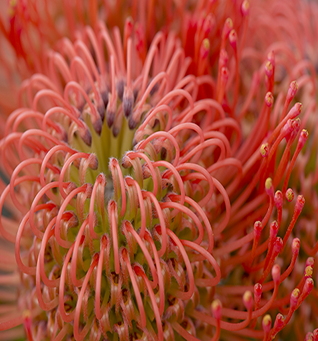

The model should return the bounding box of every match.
[0,1,317,341]
[0,18,224,341]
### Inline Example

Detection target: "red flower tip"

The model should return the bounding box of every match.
[265,177,274,197]
[295,195,305,214]
[292,117,301,133]
[270,221,279,237]
[229,29,237,50]
[274,237,283,253]
[243,291,253,311]
[254,221,262,238]
[288,102,303,119]
[200,39,210,59]
[203,14,215,36]
[100,234,108,246]
[241,0,250,16]
[221,67,229,83]
[265,92,274,107]
[272,264,281,283]
[285,188,294,202]
[219,48,229,68]
[274,313,285,330]
[262,314,272,333]
[124,16,134,35]
[211,299,222,320]
[265,61,274,78]
[306,333,314,341]
[267,50,275,67]
[274,191,283,209]
[298,129,309,149]
[281,119,293,137]
[254,283,262,305]
[306,257,315,268]
[292,238,300,255]
[222,18,233,39]
[260,143,269,157]
[287,80,298,101]
[290,288,300,309]
[303,278,314,296]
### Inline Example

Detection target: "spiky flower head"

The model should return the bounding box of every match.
[0,0,318,341]
[0,16,227,341]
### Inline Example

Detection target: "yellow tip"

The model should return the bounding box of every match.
[211,299,222,310]
[263,314,272,325]
[243,291,252,302]
[23,310,31,319]
[292,288,300,298]
[286,189,294,202]
[265,178,272,190]
[243,0,250,9]
[305,266,313,278]
[226,18,233,28]
[203,39,210,50]
[260,143,269,156]
[266,61,273,71]
[291,81,298,90]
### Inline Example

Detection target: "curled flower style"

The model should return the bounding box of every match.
[0,1,317,341]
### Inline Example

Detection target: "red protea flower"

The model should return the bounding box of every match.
[0,1,317,341]
[0,18,225,341]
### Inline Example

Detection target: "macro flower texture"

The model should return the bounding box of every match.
[0,0,317,340]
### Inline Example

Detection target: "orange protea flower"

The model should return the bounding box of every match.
[0,1,317,341]
[0,20,224,341]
